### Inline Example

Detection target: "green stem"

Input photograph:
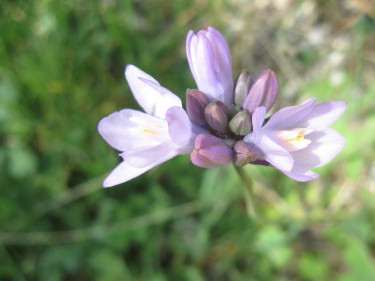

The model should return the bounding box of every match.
[234,165,258,219]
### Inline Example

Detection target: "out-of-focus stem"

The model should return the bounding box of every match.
[234,165,258,219]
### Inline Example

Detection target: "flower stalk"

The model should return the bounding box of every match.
[234,165,258,219]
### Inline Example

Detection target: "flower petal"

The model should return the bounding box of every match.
[196,34,220,95]
[242,70,278,113]
[206,27,232,73]
[166,106,193,147]
[252,106,267,133]
[125,65,181,118]
[265,98,316,130]
[299,101,347,129]
[281,164,319,182]
[291,128,345,168]
[98,109,170,151]
[186,27,233,106]
[123,140,179,168]
[186,30,196,83]
[103,140,181,187]
[260,134,294,172]
[102,161,153,188]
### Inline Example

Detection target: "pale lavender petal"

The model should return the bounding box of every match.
[260,134,294,172]
[291,128,345,168]
[102,161,153,188]
[186,30,202,88]
[262,71,278,111]
[123,140,179,168]
[243,107,266,145]
[206,27,233,99]
[125,65,181,118]
[265,98,316,130]
[243,70,278,113]
[299,101,347,129]
[196,34,219,95]
[98,109,169,151]
[251,106,267,133]
[166,106,193,147]
[206,27,231,71]
[103,147,178,187]
[138,78,182,118]
[186,27,233,106]
[281,164,319,182]
[186,30,194,77]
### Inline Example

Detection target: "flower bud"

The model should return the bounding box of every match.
[242,69,278,113]
[186,27,233,106]
[234,70,255,106]
[229,109,252,136]
[190,134,233,168]
[186,89,210,125]
[234,141,259,166]
[204,101,229,134]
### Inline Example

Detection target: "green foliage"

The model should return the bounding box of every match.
[1,0,375,280]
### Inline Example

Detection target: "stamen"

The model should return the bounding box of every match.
[274,128,313,152]
[141,128,158,134]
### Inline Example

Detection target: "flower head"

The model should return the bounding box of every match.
[99,27,347,187]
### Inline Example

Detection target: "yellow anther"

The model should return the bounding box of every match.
[142,128,157,134]
[274,128,313,152]
[287,131,304,142]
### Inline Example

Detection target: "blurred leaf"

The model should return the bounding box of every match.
[338,236,375,281]
[255,225,291,269]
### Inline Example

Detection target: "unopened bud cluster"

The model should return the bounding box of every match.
[188,69,278,168]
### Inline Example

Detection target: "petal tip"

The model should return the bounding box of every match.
[102,177,117,188]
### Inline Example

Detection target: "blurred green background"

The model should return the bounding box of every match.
[1,0,375,280]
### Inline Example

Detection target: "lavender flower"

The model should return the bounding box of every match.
[98,65,203,187]
[99,26,347,188]
[245,99,347,181]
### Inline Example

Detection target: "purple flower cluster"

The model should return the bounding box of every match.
[98,27,346,187]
